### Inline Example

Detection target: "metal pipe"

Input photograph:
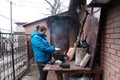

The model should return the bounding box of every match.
[10,1,15,80]
[10,1,12,34]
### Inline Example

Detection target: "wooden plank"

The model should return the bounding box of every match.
[85,15,99,68]
[44,61,102,73]
[44,60,102,80]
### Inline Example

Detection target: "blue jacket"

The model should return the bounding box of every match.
[31,30,55,62]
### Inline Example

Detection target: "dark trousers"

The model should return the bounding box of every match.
[36,62,48,80]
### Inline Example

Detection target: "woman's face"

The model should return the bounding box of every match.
[41,30,47,34]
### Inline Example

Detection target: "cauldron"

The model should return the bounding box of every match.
[52,50,66,61]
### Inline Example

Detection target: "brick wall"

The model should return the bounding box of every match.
[100,1,120,80]
[24,20,51,43]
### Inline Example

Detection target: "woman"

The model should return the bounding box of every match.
[31,25,59,80]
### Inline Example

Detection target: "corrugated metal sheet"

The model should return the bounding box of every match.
[87,0,111,5]
[92,0,111,3]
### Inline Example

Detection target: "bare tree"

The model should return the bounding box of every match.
[44,0,66,16]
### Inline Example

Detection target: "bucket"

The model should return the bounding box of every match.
[75,48,87,66]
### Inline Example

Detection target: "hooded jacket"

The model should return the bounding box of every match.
[31,30,55,62]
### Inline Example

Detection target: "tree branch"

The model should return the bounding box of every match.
[44,0,68,15]
[44,0,53,9]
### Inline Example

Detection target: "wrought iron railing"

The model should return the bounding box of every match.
[0,33,32,80]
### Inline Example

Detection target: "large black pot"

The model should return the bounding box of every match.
[52,50,66,61]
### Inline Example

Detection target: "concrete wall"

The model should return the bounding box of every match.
[100,1,120,80]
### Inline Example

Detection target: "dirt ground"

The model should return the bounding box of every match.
[21,63,89,80]
[21,64,57,80]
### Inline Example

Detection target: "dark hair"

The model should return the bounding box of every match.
[36,25,47,32]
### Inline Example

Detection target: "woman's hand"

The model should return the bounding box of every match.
[55,47,61,50]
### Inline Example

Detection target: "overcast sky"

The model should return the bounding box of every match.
[0,0,70,32]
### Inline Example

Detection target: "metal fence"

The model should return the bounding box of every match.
[0,33,32,80]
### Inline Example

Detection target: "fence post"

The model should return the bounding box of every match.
[11,34,15,80]
[26,34,30,70]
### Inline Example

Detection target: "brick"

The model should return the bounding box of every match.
[105,39,114,43]
[101,46,105,51]
[104,34,111,38]
[111,54,120,62]
[111,22,120,28]
[109,68,116,76]
[106,25,111,29]
[101,51,105,54]
[114,27,120,33]
[106,19,114,24]
[104,60,110,67]
[110,64,119,73]
[111,44,120,50]
[104,66,110,75]
[115,61,120,68]
[110,74,119,80]
[111,33,120,38]
[104,43,111,48]
[105,53,110,59]
[107,57,115,64]
[117,51,120,56]
[105,29,114,33]
[104,47,108,52]
[108,48,117,55]
[114,39,120,45]
[114,16,120,22]
[111,10,120,18]
[104,52,110,57]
